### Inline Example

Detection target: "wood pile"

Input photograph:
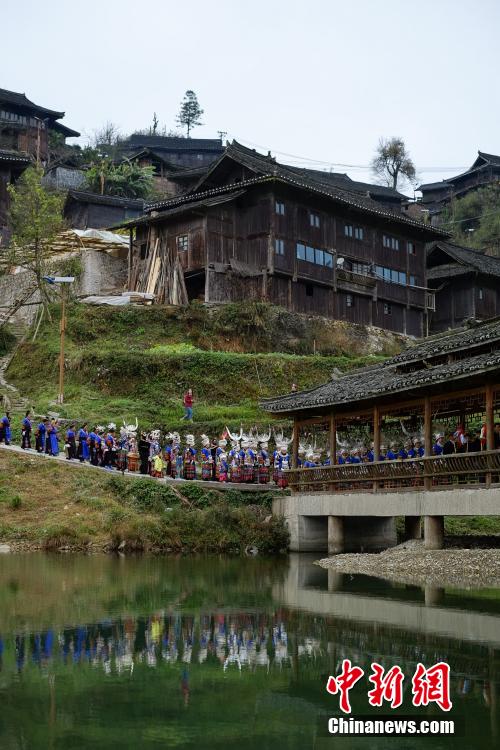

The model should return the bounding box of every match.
[130,230,188,306]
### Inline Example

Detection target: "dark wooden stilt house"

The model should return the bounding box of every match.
[121,141,446,336]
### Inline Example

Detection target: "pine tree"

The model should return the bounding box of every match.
[176,90,204,138]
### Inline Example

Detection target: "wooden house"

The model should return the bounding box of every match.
[0,87,79,242]
[122,141,445,336]
[419,151,500,221]
[427,240,500,332]
[64,190,144,230]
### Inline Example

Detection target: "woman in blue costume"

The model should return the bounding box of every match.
[0,412,11,445]
[35,418,48,453]
[78,423,89,462]
[50,420,60,456]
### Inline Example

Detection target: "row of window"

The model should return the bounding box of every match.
[295,243,334,267]
[0,110,45,128]
[374,265,417,286]
[344,224,364,240]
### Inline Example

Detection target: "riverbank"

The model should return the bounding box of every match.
[316,541,500,588]
[0,449,288,554]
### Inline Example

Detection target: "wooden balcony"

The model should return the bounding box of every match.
[286,450,500,493]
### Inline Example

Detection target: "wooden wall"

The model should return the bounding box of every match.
[431,277,500,332]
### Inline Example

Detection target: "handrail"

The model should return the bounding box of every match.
[285,450,500,493]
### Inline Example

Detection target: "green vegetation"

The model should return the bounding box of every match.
[441,185,500,254]
[0,324,16,356]
[0,451,287,554]
[7,301,395,434]
[84,159,154,199]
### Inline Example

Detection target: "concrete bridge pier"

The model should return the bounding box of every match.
[424,515,444,550]
[328,516,344,555]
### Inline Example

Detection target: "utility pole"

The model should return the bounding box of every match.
[58,285,66,404]
[43,276,75,404]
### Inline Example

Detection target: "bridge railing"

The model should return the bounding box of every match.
[285,450,500,493]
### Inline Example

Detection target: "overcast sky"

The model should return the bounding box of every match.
[3,0,499,191]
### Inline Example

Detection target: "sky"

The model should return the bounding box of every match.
[3,0,500,192]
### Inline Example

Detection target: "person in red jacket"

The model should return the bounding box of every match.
[181,389,194,422]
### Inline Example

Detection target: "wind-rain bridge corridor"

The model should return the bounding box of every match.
[262,318,500,553]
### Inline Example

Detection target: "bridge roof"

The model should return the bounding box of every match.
[261,317,500,416]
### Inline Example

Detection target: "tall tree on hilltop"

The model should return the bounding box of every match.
[5,166,65,319]
[371,137,416,190]
[176,90,204,137]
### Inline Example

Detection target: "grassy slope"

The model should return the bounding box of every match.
[7,301,399,434]
[0,450,287,553]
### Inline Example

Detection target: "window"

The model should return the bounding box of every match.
[306,284,314,297]
[479,288,484,300]
[383,234,399,250]
[351,262,370,275]
[344,224,353,238]
[275,201,285,215]
[375,265,409,286]
[354,226,364,240]
[310,213,320,228]
[407,241,416,255]
[384,303,392,315]
[306,245,315,263]
[296,243,333,267]
[346,294,354,308]
[177,234,189,252]
[410,275,416,286]
[275,238,285,256]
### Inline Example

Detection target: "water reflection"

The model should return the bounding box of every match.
[0,553,497,749]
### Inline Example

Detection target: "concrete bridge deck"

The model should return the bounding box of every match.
[273,486,500,552]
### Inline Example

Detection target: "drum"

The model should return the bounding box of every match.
[127,452,139,472]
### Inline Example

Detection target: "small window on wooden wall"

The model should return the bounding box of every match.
[407,241,416,255]
[346,294,354,307]
[177,234,189,252]
[275,201,285,215]
[479,288,484,300]
[305,284,314,297]
[275,238,285,255]
[309,212,320,227]
[384,303,392,315]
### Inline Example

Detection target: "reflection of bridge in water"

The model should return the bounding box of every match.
[274,554,500,651]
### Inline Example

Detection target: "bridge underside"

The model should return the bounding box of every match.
[274,487,500,553]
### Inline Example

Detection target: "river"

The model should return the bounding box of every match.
[0,553,497,748]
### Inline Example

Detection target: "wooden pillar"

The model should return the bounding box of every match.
[424,397,432,456]
[291,419,299,469]
[373,405,380,492]
[127,228,133,289]
[486,384,494,451]
[329,414,337,465]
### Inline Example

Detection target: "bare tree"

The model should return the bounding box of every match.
[371,137,416,190]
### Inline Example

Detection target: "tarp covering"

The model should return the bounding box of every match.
[81,292,154,306]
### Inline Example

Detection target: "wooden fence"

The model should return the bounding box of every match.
[285,450,500,493]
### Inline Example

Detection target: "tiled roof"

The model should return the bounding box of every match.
[0,148,31,164]
[261,347,500,414]
[427,241,500,280]
[123,135,224,152]
[288,166,408,200]
[143,141,447,238]
[65,190,145,209]
[261,316,500,414]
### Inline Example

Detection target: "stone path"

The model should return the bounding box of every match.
[0,320,29,414]
[0,443,279,493]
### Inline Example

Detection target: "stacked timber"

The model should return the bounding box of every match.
[130,233,188,306]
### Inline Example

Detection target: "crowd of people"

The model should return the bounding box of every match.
[1,410,499,486]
